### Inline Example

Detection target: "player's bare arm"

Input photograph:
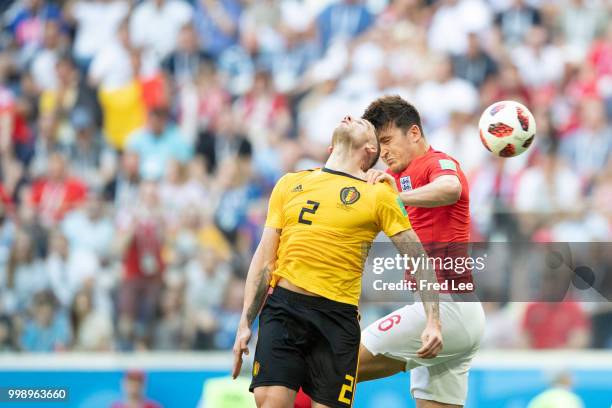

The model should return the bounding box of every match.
[232,227,281,379]
[389,229,443,359]
[367,169,461,208]
[357,228,443,384]
[398,175,461,208]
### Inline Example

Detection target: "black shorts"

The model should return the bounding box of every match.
[250,286,361,407]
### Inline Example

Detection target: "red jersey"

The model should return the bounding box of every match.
[388,147,469,242]
[388,147,472,289]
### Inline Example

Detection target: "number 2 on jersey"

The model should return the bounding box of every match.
[298,200,320,225]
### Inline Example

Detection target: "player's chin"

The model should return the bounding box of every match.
[386,161,401,173]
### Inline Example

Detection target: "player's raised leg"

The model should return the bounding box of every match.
[359,301,485,407]
[358,346,463,408]
[357,344,406,382]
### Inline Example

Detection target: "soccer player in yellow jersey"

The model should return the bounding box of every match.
[232,115,443,408]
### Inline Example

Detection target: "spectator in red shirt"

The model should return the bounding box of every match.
[587,22,612,79]
[111,370,161,408]
[115,181,165,350]
[29,152,87,227]
[522,266,591,349]
[522,301,591,349]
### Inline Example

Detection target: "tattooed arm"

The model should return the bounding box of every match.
[232,227,281,378]
[389,229,443,358]
[241,227,280,326]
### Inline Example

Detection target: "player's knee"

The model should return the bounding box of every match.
[357,344,376,381]
[357,343,405,383]
[415,399,462,408]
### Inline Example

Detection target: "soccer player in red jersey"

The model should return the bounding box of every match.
[359,96,485,408]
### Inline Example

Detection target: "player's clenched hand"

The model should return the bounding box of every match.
[232,325,252,379]
[417,323,443,359]
[365,169,397,191]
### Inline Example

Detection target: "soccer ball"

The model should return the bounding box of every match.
[478,100,536,158]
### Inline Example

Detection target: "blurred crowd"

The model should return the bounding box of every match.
[0,0,611,353]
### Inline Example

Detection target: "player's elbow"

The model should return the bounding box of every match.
[442,178,462,204]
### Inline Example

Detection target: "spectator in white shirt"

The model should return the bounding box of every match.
[560,98,612,186]
[494,0,541,45]
[185,247,231,349]
[65,0,129,68]
[88,19,135,90]
[414,56,479,131]
[185,247,231,312]
[1,230,46,314]
[558,0,607,63]
[159,160,207,222]
[61,191,114,261]
[130,0,193,61]
[511,25,564,88]
[45,229,99,308]
[515,147,582,214]
[428,0,492,55]
[30,20,66,92]
[70,288,114,351]
[89,19,158,90]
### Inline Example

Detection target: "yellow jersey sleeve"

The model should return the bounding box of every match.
[264,174,290,229]
[376,182,412,237]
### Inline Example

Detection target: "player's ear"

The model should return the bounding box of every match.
[327,145,333,154]
[409,124,422,143]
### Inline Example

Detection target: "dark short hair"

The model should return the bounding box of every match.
[362,95,424,135]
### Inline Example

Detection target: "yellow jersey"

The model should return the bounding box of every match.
[266,167,412,305]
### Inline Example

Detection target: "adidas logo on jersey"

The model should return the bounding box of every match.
[291,184,303,192]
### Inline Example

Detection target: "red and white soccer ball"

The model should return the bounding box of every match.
[478,100,536,158]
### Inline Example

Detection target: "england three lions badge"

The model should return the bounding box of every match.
[400,176,412,191]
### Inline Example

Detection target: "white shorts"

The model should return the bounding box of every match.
[361,301,485,406]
